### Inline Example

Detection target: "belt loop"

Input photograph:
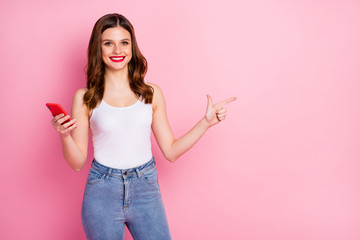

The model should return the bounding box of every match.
[136,168,142,179]
[105,168,112,180]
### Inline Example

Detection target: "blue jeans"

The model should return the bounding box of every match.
[81,156,172,240]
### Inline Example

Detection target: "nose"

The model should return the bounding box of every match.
[113,44,122,54]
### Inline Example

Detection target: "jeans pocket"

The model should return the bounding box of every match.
[86,168,105,185]
[142,167,158,184]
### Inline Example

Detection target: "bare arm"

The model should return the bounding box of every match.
[149,83,236,162]
[51,88,90,171]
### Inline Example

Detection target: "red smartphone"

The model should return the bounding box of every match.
[46,103,72,125]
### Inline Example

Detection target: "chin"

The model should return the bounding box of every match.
[107,64,129,71]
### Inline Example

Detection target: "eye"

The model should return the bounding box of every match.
[104,42,112,46]
[122,41,129,45]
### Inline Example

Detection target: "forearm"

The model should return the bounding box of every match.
[60,135,86,171]
[169,117,210,162]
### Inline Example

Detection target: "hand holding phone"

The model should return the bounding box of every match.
[46,103,72,124]
[46,103,77,136]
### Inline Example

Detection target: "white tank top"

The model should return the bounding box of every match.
[89,95,153,169]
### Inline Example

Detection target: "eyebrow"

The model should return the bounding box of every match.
[102,38,130,42]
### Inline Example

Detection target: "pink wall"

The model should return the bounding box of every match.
[1,0,360,239]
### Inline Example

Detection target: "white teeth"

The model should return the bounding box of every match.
[110,57,125,60]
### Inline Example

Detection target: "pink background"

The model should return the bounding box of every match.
[1,0,360,239]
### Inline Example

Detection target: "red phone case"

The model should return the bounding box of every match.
[46,103,72,124]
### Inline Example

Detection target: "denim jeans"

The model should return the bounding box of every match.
[81,156,172,240]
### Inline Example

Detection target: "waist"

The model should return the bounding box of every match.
[91,156,156,177]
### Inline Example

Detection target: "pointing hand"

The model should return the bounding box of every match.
[204,95,237,127]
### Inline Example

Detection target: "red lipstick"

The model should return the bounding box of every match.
[110,56,125,62]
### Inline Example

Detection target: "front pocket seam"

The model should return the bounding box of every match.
[143,178,158,184]
[86,173,106,185]
[142,171,158,184]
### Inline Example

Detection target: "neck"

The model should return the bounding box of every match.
[104,66,131,90]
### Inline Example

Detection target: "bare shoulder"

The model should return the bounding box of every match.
[146,82,165,111]
[73,87,87,106]
[146,82,160,92]
[72,87,90,117]
[74,87,88,98]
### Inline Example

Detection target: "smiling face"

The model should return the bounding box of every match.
[101,26,132,72]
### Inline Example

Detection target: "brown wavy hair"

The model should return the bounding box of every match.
[83,13,153,111]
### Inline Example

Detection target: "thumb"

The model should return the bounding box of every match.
[206,94,213,109]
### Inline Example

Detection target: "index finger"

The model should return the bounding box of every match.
[218,97,237,107]
[54,113,65,120]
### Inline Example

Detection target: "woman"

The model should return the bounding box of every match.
[51,13,236,240]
